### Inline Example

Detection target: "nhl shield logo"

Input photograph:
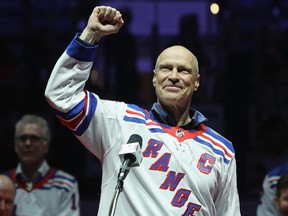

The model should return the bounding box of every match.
[176,129,185,137]
[26,182,33,191]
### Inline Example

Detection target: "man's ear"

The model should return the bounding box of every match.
[194,74,200,91]
[152,70,156,87]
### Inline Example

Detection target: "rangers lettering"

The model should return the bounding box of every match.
[150,153,171,172]
[160,171,185,191]
[142,139,163,158]
[145,140,211,215]
[182,202,202,216]
[171,188,191,207]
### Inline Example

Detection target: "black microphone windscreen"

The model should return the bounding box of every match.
[127,134,143,148]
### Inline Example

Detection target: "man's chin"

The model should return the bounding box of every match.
[161,96,181,103]
[20,157,37,165]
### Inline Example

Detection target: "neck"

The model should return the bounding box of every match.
[159,101,191,126]
[21,161,43,181]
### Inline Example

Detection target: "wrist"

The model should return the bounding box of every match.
[79,28,101,44]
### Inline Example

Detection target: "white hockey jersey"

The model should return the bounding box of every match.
[6,161,80,216]
[45,34,241,216]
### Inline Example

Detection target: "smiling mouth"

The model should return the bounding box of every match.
[164,85,182,91]
[20,150,34,155]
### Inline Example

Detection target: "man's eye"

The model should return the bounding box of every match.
[6,200,13,205]
[161,68,170,72]
[180,70,191,74]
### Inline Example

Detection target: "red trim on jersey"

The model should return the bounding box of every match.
[9,168,57,192]
[57,90,89,130]
[162,124,206,142]
[200,133,233,158]
[126,108,145,118]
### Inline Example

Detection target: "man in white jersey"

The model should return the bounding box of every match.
[4,114,80,216]
[45,5,241,215]
[257,162,288,216]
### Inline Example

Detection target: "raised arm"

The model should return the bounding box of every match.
[45,6,124,112]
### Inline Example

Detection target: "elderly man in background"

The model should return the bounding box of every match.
[0,174,16,216]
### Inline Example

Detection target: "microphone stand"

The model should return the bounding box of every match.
[108,159,131,216]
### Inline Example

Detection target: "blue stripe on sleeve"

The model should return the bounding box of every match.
[66,33,98,62]
[205,127,235,153]
[194,137,230,164]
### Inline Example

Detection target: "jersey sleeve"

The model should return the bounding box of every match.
[58,180,80,216]
[45,33,96,114]
[44,34,127,161]
[214,156,241,216]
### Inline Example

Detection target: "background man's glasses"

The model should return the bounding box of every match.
[15,135,45,143]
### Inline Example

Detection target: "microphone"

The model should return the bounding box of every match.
[118,134,143,181]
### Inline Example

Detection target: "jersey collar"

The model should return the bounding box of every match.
[151,102,207,129]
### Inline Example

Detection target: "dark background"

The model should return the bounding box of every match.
[1,0,288,215]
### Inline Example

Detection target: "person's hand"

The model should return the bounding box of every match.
[80,6,124,44]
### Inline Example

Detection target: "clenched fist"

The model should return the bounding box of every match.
[80,6,124,44]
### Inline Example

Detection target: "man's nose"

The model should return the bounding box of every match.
[168,70,180,84]
[168,69,180,79]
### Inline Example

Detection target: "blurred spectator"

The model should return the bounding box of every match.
[275,174,288,216]
[3,114,80,216]
[0,174,16,216]
[257,162,288,216]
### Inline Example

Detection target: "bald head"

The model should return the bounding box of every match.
[155,45,199,75]
[0,175,15,216]
[0,175,15,194]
